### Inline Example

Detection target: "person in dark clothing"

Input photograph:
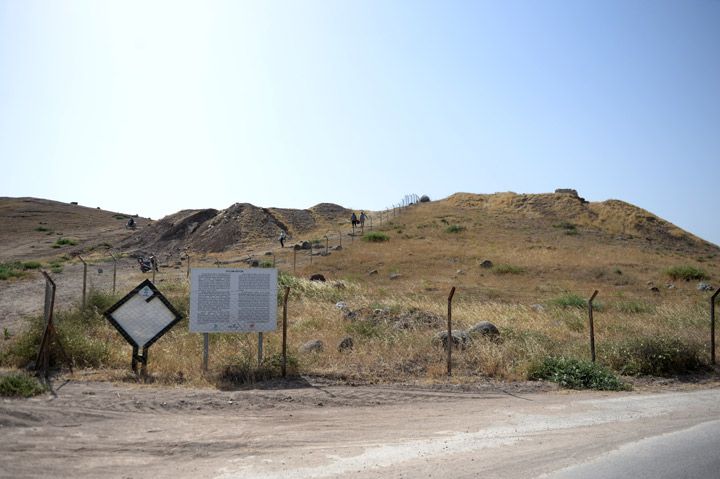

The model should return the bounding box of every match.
[279,230,287,248]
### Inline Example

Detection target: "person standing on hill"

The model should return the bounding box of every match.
[359,211,367,228]
[279,230,287,248]
[350,212,358,234]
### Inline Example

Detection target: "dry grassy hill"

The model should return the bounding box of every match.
[0,197,149,261]
[2,191,719,385]
[294,192,719,305]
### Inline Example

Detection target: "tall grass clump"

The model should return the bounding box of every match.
[493,264,524,275]
[528,357,628,390]
[664,265,708,281]
[2,289,122,369]
[362,231,389,243]
[548,293,586,309]
[0,373,47,397]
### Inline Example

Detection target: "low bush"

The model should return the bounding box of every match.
[601,337,706,376]
[528,357,627,390]
[664,266,708,281]
[54,237,78,247]
[362,232,389,243]
[0,373,47,397]
[445,224,465,234]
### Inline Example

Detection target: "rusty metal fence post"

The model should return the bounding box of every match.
[110,252,118,296]
[447,286,456,376]
[282,286,290,378]
[711,288,719,365]
[78,255,87,309]
[588,290,599,362]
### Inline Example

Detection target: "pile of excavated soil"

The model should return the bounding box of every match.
[122,202,352,254]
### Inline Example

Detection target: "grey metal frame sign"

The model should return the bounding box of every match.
[189,268,278,333]
[104,279,183,373]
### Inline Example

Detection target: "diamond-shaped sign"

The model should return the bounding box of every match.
[104,279,182,359]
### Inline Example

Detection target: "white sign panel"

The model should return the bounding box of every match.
[189,268,278,333]
[104,280,183,351]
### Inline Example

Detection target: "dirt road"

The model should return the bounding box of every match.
[2,378,719,479]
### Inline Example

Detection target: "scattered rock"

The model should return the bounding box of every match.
[697,282,714,291]
[310,273,326,282]
[433,330,469,349]
[650,286,660,293]
[337,337,354,352]
[300,340,323,353]
[333,245,343,251]
[335,301,348,310]
[666,283,675,289]
[531,304,545,312]
[368,269,379,276]
[264,251,273,256]
[480,260,493,269]
[468,321,500,339]
[389,273,403,280]
[420,195,430,203]
[456,269,465,275]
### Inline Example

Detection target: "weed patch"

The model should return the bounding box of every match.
[548,293,586,309]
[664,265,708,281]
[362,232,389,243]
[493,264,524,275]
[601,337,706,376]
[0,373,47,397]
[445,224,465,234]
[528,357,628,390]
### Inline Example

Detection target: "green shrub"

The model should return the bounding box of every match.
[664,266,708,281]
[0,262,26,280]
[493,264,524,275]
[259,260,273,268]
[0,373,47,397]
[601,337,706,376]
[528,357,627,390]
[34,226,51,232]
[362,232,389,243]
[548,293,587,309]
[22,261,42,270]
[54,238,78,247]
[445,224,465,234]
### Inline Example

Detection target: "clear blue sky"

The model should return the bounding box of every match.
[1,1,718,245]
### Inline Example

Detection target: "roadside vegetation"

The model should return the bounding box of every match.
[0,274,711,390]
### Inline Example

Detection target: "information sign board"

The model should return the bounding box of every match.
[189,268,278,333]
[104,280,183,350]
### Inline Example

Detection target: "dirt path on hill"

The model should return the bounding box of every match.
[2,377,720,479]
